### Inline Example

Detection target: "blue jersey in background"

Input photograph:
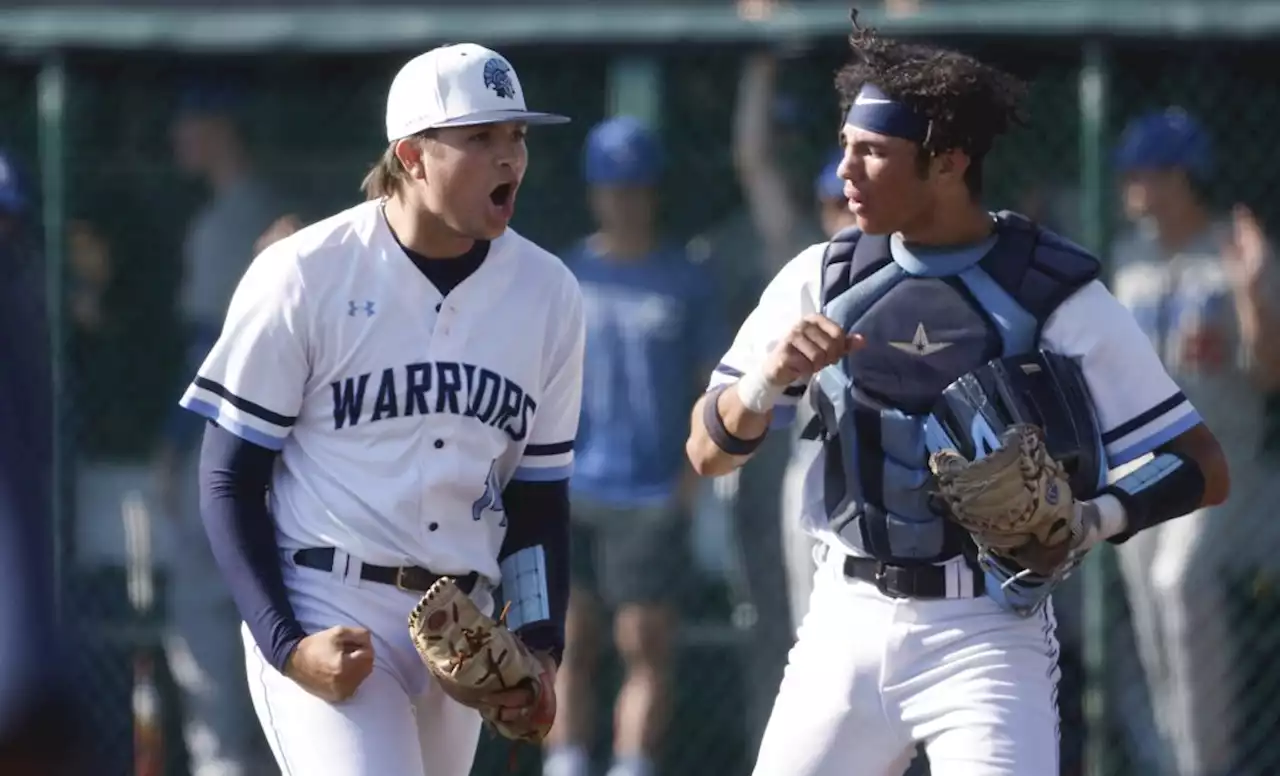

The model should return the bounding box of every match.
[565,239,726,506]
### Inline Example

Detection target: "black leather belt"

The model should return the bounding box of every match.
[843,556,985,599]
[292,547,478,594]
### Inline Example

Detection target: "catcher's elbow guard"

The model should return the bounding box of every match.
[1103,451,1206,544]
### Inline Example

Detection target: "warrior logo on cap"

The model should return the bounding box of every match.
[483,58,516,100]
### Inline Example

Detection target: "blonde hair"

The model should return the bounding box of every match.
[360,144,406,200]
[360,130,437,200]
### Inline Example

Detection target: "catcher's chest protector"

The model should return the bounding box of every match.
[808,211,1100,563]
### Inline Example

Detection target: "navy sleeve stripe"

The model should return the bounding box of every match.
[1101,391,1186,445]
[193,376,298,428]
[525,440,574,456]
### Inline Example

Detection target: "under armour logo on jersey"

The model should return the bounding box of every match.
[348,300,376,317]
[483,58,516,99]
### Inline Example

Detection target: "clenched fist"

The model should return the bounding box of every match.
[763,314,864,387]
[285,626,376,703]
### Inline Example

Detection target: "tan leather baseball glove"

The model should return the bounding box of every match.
[408,577,556,743]
[928,423,1076,576]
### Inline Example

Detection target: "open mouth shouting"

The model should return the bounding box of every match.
[488,182,517,222]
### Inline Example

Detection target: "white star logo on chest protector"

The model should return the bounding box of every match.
[888,322,953,357]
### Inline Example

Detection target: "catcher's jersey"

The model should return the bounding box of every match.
[179,200,585,583]
[710,235,1202,557]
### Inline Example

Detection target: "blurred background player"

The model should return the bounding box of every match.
[812,150,861,240]
[0,148,81,776]
[544,116,725,776]
[152,80,295,776]
[703,49,832,749]
[1109,107,1280,776]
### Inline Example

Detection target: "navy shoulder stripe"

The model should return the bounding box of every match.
[1101,392,1186,445]
[193,377,297,428]
[526,440,574,456]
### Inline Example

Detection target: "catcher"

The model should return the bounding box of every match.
[683,10,1230,776]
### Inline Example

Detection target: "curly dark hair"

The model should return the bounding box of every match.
[835,9,1029,194]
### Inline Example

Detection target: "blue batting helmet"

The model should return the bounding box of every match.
[175,76,247,118]
[584,116,662,186]
[814,150,846,202]
[1113,108,1213,180]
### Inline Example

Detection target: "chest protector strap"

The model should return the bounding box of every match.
[808,211,1100,564]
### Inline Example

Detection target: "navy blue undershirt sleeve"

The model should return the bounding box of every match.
[198,421,307,673]
[499,479,570,665]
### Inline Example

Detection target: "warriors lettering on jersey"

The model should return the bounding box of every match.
[330,359,534,441]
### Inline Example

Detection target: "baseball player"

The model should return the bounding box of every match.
[175,43,583,775]
[1107,108,1280,776]
[544,116,724,776]
[685,17,1230,776]
[0,148,79,775]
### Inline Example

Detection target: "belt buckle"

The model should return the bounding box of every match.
[395,566,415,593]
[873,562,894,597]
[874,562,910,599]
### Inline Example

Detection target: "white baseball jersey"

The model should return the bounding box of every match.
[178,199,585,584]
[1109,220,1265,475]
[708,237,1203,556]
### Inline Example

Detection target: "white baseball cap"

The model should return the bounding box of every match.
[384,43,571,141]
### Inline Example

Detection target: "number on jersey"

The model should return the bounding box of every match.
[471,459,506,526]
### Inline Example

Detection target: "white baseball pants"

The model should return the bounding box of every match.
[751,546,1062,776]
[243,551,489,776]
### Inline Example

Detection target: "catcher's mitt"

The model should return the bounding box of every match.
[928,423,1076,576]
[408,577,555,742]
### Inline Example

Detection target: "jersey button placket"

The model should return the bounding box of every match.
[432,303,456,347]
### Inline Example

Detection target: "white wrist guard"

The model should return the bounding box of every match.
[1073,494,1128,552]
[734,369,785,414]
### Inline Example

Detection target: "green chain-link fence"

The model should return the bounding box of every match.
[4,8,1280,775]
